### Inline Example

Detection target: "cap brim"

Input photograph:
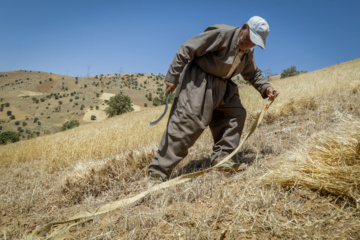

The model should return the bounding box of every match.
[249,28,265,49]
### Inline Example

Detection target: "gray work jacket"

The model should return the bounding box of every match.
[165,24,270,98]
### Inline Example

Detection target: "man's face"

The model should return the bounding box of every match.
[239,27,255,51]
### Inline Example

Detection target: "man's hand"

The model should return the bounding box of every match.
[165,81,177,95]
[266,86,279,101]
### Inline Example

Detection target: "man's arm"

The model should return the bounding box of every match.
[241,49,277,99]
[165,27,224,86]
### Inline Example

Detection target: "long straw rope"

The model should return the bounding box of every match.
[28,98,275,240]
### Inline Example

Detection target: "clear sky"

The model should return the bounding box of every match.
[1,0,359,77]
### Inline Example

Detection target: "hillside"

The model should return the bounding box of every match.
[0,71,247,141]
[0,71,163,139]
[0,59,360,239]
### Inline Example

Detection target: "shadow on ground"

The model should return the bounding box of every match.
[172,149,259,178]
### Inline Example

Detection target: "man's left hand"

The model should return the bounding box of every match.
[266,86,279,101]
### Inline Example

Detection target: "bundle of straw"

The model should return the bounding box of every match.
[260,119,360,205]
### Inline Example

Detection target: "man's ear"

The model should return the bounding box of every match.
[241,23,248,30]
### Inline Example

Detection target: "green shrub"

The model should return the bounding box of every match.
[105,92,133,117]
[280,66,300,79]
[147,93,152,101]
[61,120,80,131]
[0,131,19,144]
[91,115,96,121]
[153,92,174,106]
[15,121,20,125]
[7,110,12,116]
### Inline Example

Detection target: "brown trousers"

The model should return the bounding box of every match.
[148,62,246,179]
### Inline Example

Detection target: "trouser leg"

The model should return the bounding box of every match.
[209,81,247,164]
[148,63,215,180]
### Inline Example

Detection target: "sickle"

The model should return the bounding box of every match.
[149,94,170,126]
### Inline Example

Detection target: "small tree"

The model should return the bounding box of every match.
[280,66,299,79]
[7,110,12,116]
[61,120,80,131]
[105,92,133,117]
[91,115,96,121]
[147,93,152,101]
[153,92,175,106]
[0,131,19,144]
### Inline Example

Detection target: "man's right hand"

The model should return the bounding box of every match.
[165,81,177,95]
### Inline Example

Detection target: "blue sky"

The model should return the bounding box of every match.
[1,0,359,77]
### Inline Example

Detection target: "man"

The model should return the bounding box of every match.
[148,16,279,185]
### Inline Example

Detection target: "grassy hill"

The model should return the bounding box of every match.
[0,70,250,141]
[0,59,360,239]
[0,71,169,140]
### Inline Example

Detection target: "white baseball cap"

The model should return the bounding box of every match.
[247,16,270,49]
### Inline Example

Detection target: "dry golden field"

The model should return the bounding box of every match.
[1,59,360,239]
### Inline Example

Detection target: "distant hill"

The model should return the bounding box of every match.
[0,70,248,141]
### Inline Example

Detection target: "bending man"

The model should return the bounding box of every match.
[148,16,279,184]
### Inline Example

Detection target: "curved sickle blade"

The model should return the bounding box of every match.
[149,94,170,126]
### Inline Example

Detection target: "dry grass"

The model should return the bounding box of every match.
[259,118,360,204]
[1,59,360,239]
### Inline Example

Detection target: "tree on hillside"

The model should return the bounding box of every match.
[280,66,299,79]
[61,120,80,131]
[105,92,133,117]
[153,92,175,107]
[0,131,19,144]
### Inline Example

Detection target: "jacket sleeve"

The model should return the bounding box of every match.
[165,28,223,85]
[241,49,271,99]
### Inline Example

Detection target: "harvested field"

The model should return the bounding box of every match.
[1,59,360,239]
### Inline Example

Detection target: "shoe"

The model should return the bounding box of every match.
[148,172,165,188]
[211,160,247,172]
